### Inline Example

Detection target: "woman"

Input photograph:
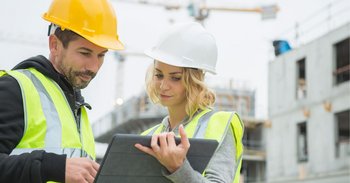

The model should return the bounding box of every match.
[135,22,244,183]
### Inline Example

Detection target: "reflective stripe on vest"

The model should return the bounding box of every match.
[3,68,95,159]
[0,70,6,77]
[141,109,244,183]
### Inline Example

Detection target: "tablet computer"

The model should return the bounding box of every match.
[94,133,218,183]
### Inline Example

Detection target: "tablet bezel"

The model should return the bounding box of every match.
[94,133,218,183]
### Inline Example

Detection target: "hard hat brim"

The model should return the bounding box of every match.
[144,48,216,75]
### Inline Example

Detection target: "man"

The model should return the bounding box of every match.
[0,0,124,182]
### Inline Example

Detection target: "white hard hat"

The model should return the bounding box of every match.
[144,22,218,74]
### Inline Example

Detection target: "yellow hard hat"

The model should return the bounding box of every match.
[42,0,124,50]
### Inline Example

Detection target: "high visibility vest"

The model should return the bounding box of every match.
[0,68,96,159]
[142,108,244,183]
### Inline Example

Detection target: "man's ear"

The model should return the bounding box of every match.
[49,35,59,56]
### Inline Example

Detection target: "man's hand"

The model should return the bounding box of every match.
[65,157,100,183]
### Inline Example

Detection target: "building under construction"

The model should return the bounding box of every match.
[92,85,268,183]
[267,23,350,183]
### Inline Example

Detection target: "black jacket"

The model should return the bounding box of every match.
[0,55,89,183]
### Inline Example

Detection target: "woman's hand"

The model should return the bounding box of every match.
[135,125,190,173]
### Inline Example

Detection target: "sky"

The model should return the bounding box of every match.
[1,0,349,123]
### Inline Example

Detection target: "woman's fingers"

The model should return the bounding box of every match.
[158,133,168,149]
[167,132,176,148]
[135,143,156,157]
[179,125,190,149]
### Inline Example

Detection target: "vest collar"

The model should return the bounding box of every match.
[160,109,204,133]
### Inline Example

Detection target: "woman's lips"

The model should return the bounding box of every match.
[160,94,171,99]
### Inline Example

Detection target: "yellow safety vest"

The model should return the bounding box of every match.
[142,108,244,183]
[0,68,95,159]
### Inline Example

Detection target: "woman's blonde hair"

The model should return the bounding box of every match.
[145,63,216,119]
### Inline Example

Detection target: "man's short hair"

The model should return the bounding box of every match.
[49,24,81,48]
[54,28,81,48]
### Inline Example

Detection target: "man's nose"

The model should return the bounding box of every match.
[86,57,101,73]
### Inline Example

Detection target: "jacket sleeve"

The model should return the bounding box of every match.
[0,75,66,183]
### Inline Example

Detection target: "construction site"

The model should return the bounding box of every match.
[268,22,349,183]
[90,0,350,182]
[0,0,349,182]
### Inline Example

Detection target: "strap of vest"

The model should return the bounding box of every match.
[234,156,243,183]
[6,70,46,148]
[80,107,96,159]
[205,111,234,143]
[141,124,162,136]
[20,69,62,148]
[191,110,216,138]
[142,108,214,137]
[27,69,82,140]
[11,147,93,159]
[205,111,244,183]
[0,70,6,77]
[184,108,212,138]
[230,113,244,162]
[229,113,244,183]
[28,68,95,159]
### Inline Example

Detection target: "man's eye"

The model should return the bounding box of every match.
[80,52,90,56]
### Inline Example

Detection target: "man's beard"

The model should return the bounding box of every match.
[61,64,96,89]
[69,69,96,89]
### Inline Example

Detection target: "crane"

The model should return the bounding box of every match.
[187,1,279,22]
[113,0,279,23]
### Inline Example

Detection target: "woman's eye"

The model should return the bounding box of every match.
[155,74,163,79]
[171,77,181,81]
